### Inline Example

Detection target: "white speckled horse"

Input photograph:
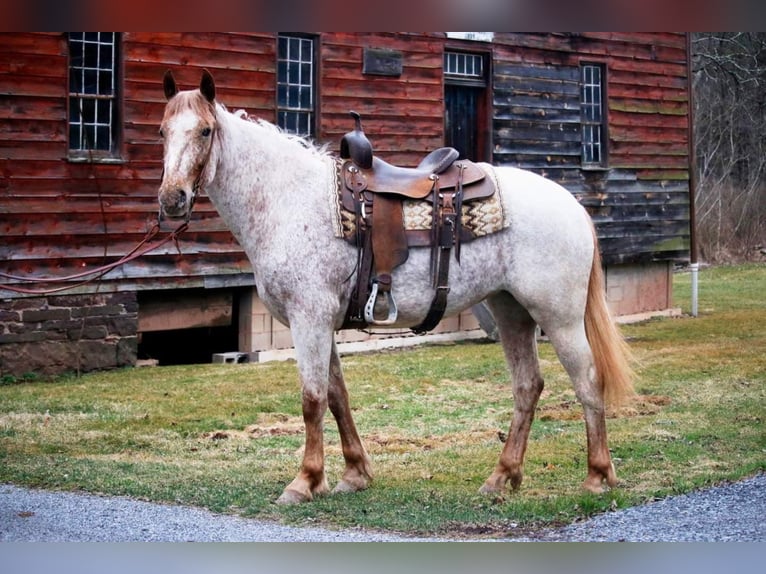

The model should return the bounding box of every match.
[158,69,634,504]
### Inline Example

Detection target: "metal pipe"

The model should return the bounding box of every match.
[686,32,700,317]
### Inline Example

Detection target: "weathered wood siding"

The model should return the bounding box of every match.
[1,32,690,299]
[1,32,274,295]
[318,32,444,165]
[491,32,690,264]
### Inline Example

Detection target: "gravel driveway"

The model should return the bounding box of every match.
[1,473,764,542]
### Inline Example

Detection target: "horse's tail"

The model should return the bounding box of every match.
[584,222,635,408]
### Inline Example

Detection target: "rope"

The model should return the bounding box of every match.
[0,222,188,295]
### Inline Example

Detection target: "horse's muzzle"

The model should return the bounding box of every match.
[158,187,191,220]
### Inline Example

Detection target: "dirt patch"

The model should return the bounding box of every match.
[201,412,305,441]
[364,428,497,454]
[537,395,672,422]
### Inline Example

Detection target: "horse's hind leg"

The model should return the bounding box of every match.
[328,341,373,493]
[545,321,617,493]
[479,292,544,494]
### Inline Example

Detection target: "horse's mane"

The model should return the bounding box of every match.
[224,103,330,158]
[166,90,329,159]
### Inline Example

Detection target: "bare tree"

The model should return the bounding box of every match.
[692,32,766,262]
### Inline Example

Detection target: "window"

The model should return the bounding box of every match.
[444,51,485,85]
[580,63,607,167]
[68,32,120,159]
[277,34,315,137]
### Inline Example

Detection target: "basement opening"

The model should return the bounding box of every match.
[136,288,240,366]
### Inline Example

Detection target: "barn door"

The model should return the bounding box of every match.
[444,51,488,162]
[445,85,482,160]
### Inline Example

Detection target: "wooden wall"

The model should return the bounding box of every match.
[0,32,270,296]
[491,32,690,264]
[317,32,444,165]
[1,32,691,300]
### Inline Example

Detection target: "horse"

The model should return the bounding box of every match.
[158,69,634,505]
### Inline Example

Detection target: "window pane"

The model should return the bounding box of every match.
[97,99,111,123]
[69,124,81,149]
[300,86,311,108]
[300,62,311,84]
[81,98,95,123]
[99,44,112,68]
[70,40,82,67]
[84,69,97,93]
[96,125,110,150]
[288,86,299,106]
[83,124,96,148]
[84,41,97,67]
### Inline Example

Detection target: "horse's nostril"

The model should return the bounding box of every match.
[175,190,186,207]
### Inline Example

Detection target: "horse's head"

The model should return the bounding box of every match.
[158,69,218,221]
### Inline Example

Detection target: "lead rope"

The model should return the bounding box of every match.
[0,221,188,295]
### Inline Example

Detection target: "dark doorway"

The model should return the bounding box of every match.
[444,50,489,162]
[445,84,484,160]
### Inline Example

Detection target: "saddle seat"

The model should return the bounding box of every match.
[364,148,459,198]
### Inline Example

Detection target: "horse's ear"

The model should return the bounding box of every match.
[163,70,178,100]
[200,69,215,103]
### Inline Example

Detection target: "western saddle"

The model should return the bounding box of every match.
[340,111,495,333]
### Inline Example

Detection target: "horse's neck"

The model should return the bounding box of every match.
[208,113,330,242]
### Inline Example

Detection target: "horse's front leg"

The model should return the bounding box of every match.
[276,321,333,505]
[328,341,373,493]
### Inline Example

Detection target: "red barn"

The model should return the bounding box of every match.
[0,33,691,376]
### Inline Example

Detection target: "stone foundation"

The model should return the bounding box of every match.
[0,292,138,378]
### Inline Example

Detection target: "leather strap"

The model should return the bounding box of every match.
[411,166,464,334]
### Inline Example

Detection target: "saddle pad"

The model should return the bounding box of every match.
[327,157,509,244]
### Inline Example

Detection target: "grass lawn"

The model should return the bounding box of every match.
[0,263,764,537]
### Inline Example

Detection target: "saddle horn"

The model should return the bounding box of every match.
[340,111,373,169]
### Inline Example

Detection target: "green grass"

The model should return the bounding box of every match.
[0,263,764,538]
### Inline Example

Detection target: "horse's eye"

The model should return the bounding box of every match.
[201,127,212,137]
[159,128,165,138]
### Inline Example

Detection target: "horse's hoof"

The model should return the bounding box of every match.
[581,475,610,494]
[479,467,522,495]
[333,477,370,494]
[582,463,617,494]
[478,483,500,495]
[581,480,605,494]
[479,480,507,495]
[275,488,311,505]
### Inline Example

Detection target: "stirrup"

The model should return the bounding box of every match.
[364,281,398,325]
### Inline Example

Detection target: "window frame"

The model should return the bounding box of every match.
[580,62,608,169]
[67,32,123,163]
[444,50,487,88]
[276,33,317,138]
